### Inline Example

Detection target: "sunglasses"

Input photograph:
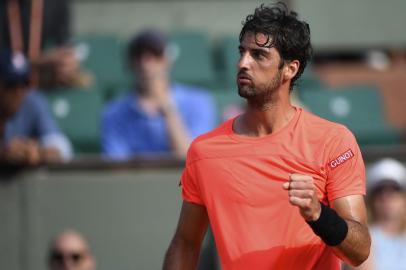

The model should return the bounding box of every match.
[371,184,403,196]
[50,251,86,265]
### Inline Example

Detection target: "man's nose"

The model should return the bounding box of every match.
[237,53,251,71]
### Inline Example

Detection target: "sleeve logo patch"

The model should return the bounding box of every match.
[329,149,354,169]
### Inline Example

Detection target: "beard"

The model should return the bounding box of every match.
[238,70,282,107]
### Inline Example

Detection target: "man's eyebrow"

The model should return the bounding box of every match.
[238,45,269,53]
[252,48,269,54]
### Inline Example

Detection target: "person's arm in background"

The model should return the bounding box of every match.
[159,97,192,158]
[162,89,217,158]
[159,86,217,158]
[0,92,71,165]
[31,91,72,162]
[163,201,209,270]
[1,111,41,166]
[147,78,191,158]
[184,90,217,140]
[0,137,41,166]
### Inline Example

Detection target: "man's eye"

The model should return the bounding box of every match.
[253,51,264,59]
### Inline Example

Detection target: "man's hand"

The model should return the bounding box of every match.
[3,138,41,165]
[283,174,371,266]
[282,173,321,221]
[25,139,41,165]
[5,138,26,163]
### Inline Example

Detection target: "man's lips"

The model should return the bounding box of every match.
[237,74,252,84]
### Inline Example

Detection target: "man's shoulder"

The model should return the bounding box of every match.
[299,109,359,160]
[301,108,353,137]
[12,90,51,122]
[186,119,233,163]
[22,90,49,110]
[102,94,131,120]
[173,83,213,103]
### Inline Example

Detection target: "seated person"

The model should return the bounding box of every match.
[0,50,72,166]
[345,158,406,270]
[102,29,216,159]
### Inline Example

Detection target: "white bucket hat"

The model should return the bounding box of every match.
[367,158,406,191]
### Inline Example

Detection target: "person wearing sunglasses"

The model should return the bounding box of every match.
[48,230,95,270]
[346,158,406,270]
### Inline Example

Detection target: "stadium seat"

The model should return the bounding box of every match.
[300,85,402,145]
[45,87,103,154]
[74,34,126,101]
[169,31,215,88]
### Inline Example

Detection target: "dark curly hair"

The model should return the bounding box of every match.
[239,2,313,90]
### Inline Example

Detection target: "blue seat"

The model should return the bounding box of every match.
[300,85,402,145]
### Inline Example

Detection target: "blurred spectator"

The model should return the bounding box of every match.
[0,0,71,52]
[102,29,216,159]
[346,158,406,270]
[33,46,92,90]
[0,50,72,166]
[1,0,90,90]
[48,230,96,270]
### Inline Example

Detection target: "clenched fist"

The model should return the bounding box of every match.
[282,173,321,221]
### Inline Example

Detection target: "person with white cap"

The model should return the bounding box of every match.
[347,158,406,270]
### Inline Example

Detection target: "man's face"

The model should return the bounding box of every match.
[0,83,27,119]
[237,32,283,101]
[372,184,406,223]
[49,233,95,270]
[132,52,169,81]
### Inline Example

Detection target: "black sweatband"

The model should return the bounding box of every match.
[306,203,348,246]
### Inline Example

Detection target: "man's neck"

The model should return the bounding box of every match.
[235,88,295,137]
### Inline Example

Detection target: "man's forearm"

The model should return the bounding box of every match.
[332,219,371,266]
[161,104,191,158]
[163,238,201,270]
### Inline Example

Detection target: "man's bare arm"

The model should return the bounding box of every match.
[163,201,209,270]
[161,103,192,157]
[345,247,375,270]
[331,195,371,266]
[284,174,371,267]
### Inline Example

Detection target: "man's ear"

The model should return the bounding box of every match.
[283,60,300,81]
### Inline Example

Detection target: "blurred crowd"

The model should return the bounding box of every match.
[0,0,217,165]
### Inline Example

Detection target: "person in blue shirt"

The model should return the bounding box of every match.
[102,30,216,159]
[0,50,72,166]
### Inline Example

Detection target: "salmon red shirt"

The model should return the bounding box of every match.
[180,107,366,270]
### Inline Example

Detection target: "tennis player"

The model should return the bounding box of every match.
[163,3,371,270]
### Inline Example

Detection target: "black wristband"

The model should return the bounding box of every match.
[306,203,348,246]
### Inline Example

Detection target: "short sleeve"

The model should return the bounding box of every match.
[325,128,366,203]
[30,91,61,137]
[180,163,204,205]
